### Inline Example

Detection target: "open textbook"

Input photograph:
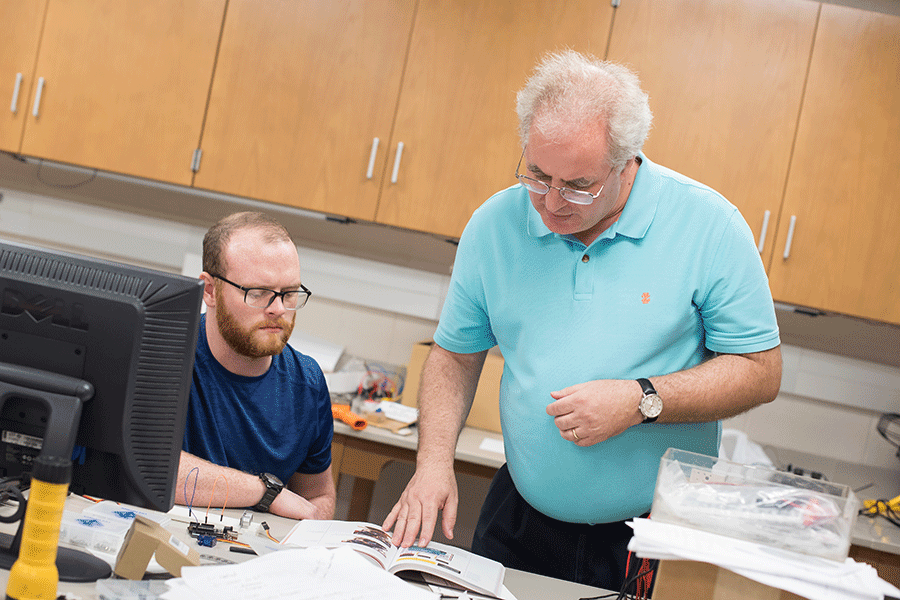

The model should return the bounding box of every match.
[283,520,505,598]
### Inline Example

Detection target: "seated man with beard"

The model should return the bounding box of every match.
[178,211,335,520]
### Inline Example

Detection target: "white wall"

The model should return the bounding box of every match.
[1,182,898,547]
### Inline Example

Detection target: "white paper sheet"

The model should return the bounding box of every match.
[162,546,437,600]
[628,518,900,600]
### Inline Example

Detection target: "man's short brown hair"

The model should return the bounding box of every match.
[202,212,293,276]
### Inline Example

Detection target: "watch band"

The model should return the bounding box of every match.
[253,472,284,513]
[637,378,656,396]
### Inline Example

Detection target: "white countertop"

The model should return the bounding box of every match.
[333,420,506,469]
[763,445,900,555]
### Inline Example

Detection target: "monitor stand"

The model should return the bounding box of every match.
[0,524,111,582]
[0,362,110,582]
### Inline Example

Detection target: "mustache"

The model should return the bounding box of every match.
[256,317,292,329]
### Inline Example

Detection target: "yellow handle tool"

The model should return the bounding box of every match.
[862,494,900,516]
[5,457,70,600]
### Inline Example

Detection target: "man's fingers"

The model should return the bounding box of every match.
[382,503,400,532]
[441,498,457,540]
[417,502,439,547]
[398,505,422,548]
[546,395,577,417]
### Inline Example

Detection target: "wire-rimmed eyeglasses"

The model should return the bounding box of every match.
[211,274,311,310]
[515,147,616,206]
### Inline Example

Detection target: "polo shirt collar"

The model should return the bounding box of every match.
[526,151,658,244]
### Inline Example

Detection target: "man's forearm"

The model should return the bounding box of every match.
[652,346,782,423]
[176,451,267,508]
[306,493,336,520]
[288,469,336,520]
[415,345,488,468]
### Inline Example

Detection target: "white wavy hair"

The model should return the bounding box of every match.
[516,50,652,170]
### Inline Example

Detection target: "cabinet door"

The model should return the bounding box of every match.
[19,0,225,185]
[767,5,900,325]
[194,0,415,221]
[606,0,817,264]
[374,0,615,239]
[0,0,48,153]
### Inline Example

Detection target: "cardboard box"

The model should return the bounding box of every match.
[401,341,503,433]
[114,516,200,579]
[653,560,805,600]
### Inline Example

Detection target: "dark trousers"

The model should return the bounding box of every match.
[472,463,642,593]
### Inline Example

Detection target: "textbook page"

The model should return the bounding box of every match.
[163,546,436,600]
[283,520,506,598]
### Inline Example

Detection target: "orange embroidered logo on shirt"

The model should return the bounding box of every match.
[641,293,651,304]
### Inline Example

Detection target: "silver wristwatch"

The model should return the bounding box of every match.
[637,378,662,423]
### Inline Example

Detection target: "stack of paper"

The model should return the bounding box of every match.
[162,546,438,600]
[628,518,900,600]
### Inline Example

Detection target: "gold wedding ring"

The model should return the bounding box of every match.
[572,429,579,441]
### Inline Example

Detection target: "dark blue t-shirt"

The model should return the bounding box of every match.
[182,314,333,484]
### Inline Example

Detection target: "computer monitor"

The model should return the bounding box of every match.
[0,239,203,581]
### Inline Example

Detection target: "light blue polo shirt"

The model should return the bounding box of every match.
[434,153,780,524]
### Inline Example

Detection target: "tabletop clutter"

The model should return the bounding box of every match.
[630,448,900,600]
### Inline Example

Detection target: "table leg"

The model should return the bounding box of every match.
[348,478,377,522]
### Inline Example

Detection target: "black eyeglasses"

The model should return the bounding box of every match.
[211,274,311,310]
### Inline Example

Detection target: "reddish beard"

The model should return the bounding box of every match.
[215,288,295,358]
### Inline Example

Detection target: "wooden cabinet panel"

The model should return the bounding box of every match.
[0,0,48,153]
[19,0,225,185]
[374,0,615,239]
[606,0,818,264]
[194,0,415,221]
[767,5,900,325]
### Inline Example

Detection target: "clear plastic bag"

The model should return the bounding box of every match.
[651,449,859,560]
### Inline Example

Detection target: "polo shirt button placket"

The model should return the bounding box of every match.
[574,251,593,301]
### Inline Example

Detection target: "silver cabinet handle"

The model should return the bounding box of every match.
[390,141,404,184]
[10,73,23,113]
[366,137,380,180]
[32,76,45,117]
[757,210,771,253]
[783,215,797,259]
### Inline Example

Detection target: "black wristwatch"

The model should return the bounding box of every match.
[253,472,284,513]
[636,378,663,423]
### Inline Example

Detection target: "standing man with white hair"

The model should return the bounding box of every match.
[384,51,781,590]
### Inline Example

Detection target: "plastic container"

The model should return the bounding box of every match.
[651,448,859,560]
[58,510,132,556]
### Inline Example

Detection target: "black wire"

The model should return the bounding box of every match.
[579,560,659,600]
[862,499,900,529]
[877,413,900,458]
[618,561,659,600]
[35,158,97,189]
[0,476,28,524]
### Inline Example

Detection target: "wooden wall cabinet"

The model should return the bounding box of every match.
[373,0,615,238]
[3,0,899,325]
[0,0,48,154]
[766,5,900,325]
[14,0,225,186]
[193,0,416,222]
[607,0,900,325]
[606,0,819,266]
[195,0,616,238]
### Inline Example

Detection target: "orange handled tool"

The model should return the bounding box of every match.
[331,404,367,430]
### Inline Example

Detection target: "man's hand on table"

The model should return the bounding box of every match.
[382,463,458,548]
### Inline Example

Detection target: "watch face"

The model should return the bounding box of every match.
[640,394,663,418]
